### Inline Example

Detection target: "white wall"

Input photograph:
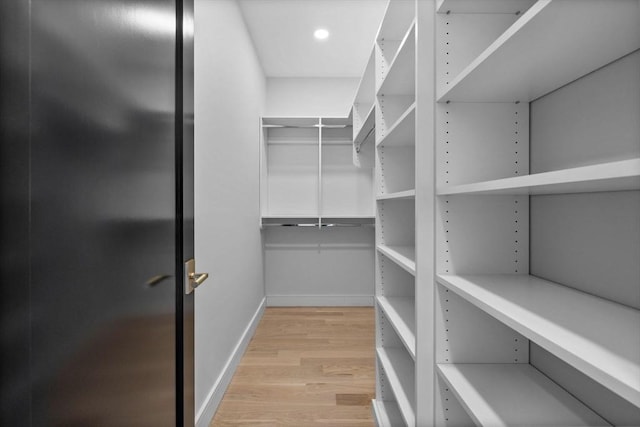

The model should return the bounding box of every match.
[194,0,265,424]
[266,77,359,117]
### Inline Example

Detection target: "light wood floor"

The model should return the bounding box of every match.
[211,307,376,426]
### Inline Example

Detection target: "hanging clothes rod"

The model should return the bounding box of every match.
[355,126,375,153]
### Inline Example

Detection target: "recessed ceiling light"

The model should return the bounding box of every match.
[314,28,329,40]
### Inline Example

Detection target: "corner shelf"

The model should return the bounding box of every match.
[378,21,416,96]
[376,189,415,201]
[377,347,416,427]
[437,158,640,196]
[436,274,640,406]
[378,296,416,359]
[438,0,640,102]
[376,103,415,148]
[437,363,610,426]
[377,244,416,276]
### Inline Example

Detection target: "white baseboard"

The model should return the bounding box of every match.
[195,297,266,427]
[266,295,373,306]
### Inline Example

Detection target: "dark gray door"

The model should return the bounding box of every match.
[0,0,194,425]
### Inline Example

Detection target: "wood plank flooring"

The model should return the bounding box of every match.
[210,307,375,426]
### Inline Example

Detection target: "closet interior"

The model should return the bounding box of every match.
[198,0,640,425]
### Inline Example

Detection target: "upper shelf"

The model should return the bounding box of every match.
[438,0,640,102]
[438,158,640,196]
[261,216,374,227]
[437,0,536,14]
[436,274,640,406]
[376,103,415,148]
[437,363,610,427]
[262,117,319,128]
[352,47,376,107]
[377,189,415,201]
[378,22,416,96]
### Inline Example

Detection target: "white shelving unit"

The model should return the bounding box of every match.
[364,1,419,425]
[353,1,639,425]
[429,0,640,425]
[436,364,610,426]
[259,116,375,227]
[437,274,640,407]
[437,0,640,102]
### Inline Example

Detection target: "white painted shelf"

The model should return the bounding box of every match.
[377,347,415,427]
[437,0,535,14]
[376,103,415,148]
[262,216,374,226]
[437,158,640,196]
[371,399,404,427]
[320,216,375,226]
[377,244,416,276]
[376,189,415,201]
[437,274,640,406]
[262,117,319,127]
[378,21,416,96]
[438,0,640,102]
[353,104,375,152]
[378,296,416,359]
[437,363,610,427]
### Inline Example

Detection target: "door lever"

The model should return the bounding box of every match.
[185,259,208,294]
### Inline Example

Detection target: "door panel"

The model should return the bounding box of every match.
[28,1,178,425]
[0,0,31,424]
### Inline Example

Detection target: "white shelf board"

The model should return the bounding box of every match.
[353,104,375,150]
[376,348,415,427]
[377,0,415,42]
[371,399,404,427]
[352,47,376,106]
[320,216,375,226]
[438,0,640,102]
[261,216,318,226]
[377,245,416,276]
[437,274,640,406]
[378,296,416,359]
[376,189,415,201]
[376,103,416,148]
[437,0,536,14]
[437,363,610,427]
[321,117,351,127]
[437,158,640,196]
[378,21,416,96]
[262,117,319,127]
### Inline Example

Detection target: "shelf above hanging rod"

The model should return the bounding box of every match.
[261,216,375,227]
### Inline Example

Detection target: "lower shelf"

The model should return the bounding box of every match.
[377,347,415,427]
[377,296,415,359]
[371,399,404,427]
[437,363,610,427]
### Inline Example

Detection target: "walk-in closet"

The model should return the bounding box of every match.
[196,0,640,425]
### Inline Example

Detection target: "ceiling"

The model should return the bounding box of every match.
[238,0,388,78]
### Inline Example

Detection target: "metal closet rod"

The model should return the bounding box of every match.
[355,127,375,153]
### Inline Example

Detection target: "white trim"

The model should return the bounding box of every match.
[195,297,266,427]
[266,295,373,307]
